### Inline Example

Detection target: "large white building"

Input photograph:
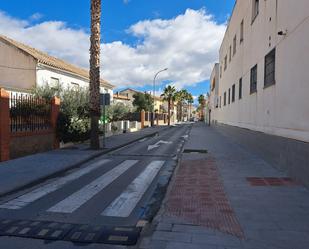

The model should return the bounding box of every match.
[209,0,309,185]
[210,0,309,143]
[0,35,114,96]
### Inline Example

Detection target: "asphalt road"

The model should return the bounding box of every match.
[0,124,191,249]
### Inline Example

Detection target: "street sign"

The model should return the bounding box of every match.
[100,93,111,106]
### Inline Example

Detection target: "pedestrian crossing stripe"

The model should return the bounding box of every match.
[102,160,165,217]
[0,159,111,210]
[47,160,139,213]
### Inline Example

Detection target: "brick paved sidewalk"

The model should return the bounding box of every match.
[138,122,309,249]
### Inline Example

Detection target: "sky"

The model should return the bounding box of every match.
[0,0,235,102]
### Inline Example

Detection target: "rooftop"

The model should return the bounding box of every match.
[0,34,114,89]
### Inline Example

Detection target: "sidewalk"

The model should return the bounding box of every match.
[0,126,166,197]
[138,122,309,249]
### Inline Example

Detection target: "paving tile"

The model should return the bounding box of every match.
[152,231,191,243]
[191,234,242,247]
[166,241,216,249]
[172,224,216,235]
[156,223,173,232]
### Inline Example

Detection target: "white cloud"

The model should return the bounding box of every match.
[0,9,226,89]
[29,13,43,21]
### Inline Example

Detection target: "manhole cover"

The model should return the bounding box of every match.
[183,149,208,154]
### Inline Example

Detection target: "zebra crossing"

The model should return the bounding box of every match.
[0,158,166,219]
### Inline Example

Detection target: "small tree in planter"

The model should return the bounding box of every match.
[111,124,118,135]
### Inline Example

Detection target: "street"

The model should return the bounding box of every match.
[0,124,191,248]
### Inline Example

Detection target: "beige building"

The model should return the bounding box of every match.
[209,0,309,186]
[0,35,114,95]
[210,0,309,143]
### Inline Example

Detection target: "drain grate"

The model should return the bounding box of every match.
[183,149,208,154]
[247,177,300,186]
[0,219,141,245]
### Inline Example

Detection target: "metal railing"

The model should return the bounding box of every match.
[10,93,51,132]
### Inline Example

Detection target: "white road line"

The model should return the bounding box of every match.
[0,159,111,210]
[47,160,139,214]
[102,160,165,218]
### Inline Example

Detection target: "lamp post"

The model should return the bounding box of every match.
[151,68,168,126]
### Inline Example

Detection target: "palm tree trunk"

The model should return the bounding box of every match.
[90,0,101,149]
[168,99,171,126]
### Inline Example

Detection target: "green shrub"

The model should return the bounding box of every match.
[33,84,91,143]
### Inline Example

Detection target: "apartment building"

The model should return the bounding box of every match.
[210,0,309,185]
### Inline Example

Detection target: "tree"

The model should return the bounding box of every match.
[198,94,206,120]
[133,92,153,112]
[89,0,101,149]
[176,89,190,122]
[161,85,177,126]
[187,93,194,120]
[106,103,130,122]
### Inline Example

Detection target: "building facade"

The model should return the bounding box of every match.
[211,0,309,143]
[0,35,114,96]
[209,0,309,186]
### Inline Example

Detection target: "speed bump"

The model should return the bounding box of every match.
[0,219,141,245]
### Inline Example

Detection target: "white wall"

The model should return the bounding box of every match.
[215,0,309,142]
[36,65,113,99]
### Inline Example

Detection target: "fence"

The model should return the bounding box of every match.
[0,88,60,161]
[10,92,51,133]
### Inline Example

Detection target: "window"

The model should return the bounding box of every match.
[228,88,231,104]
[220,65,222,78]
[220,96,222,108]
[252,0,259,23]
[240,20,244,43]
[229,46,232,62]
[50,77,59,89]
[264,48,276,87]
[71,82,80,91]
[232,84,235,102]
[224,92,226,106]
[250,65,258,94]
[239,78,243,99]
[233,35,237,55]
[224,55,227,71]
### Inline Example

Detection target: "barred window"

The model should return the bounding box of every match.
[228,88,231,104]
[232,84,235,102]
[264,48,276,87]
[239,78,242,99]
[224,92,226,106]
[250,65,258,94]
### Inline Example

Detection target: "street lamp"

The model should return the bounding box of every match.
[152,68,168,126]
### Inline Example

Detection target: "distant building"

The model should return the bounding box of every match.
[0,35,114,96]
[113,92,132,107]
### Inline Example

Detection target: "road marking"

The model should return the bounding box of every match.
[102,160,165,218]
[147,141,172,151]
[0,159,111,210]
[47,160,138,213]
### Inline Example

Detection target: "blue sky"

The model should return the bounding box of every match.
[0,0,235,100]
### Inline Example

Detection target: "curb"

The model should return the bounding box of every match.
[0,128,167,199]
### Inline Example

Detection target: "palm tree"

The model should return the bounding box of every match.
[187,93,194,120]
[176,89,190,122]
[161,85,177,126]
[89,0,101,149]
[198,94,206,120]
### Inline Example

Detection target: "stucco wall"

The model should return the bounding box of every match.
[36,65,114,98]
[215,0,309,142]
[0,40,37,90]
